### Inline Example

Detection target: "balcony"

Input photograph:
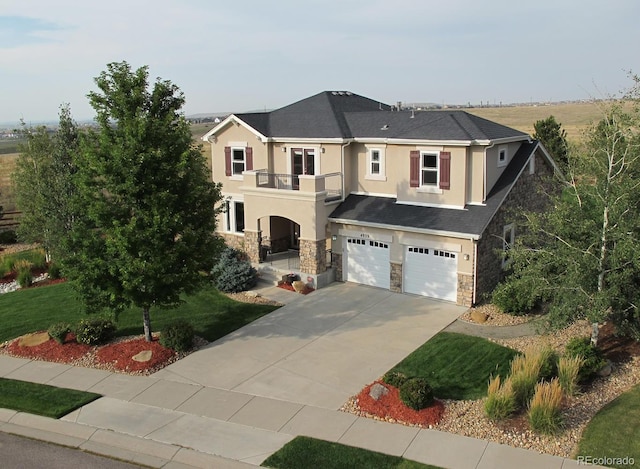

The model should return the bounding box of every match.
[244,170,343,202]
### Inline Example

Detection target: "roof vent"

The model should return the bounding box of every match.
[381,124,389,131]
[331,91,338,95]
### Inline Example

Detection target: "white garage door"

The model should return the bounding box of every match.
[404,246,458,302]
[346,238,390,289]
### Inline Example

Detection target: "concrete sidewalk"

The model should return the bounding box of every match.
[0,283,600,468]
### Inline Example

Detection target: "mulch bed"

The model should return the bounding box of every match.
[2,331,177,374]
[355,381,445,427]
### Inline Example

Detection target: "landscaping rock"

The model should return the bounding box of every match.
[470,310,489,323]
[18,332,51,347]
[245,290,260,298]
[597,359,613,377]
[368,382,389,401]
[292,280,306,293]
[132,350,153,362]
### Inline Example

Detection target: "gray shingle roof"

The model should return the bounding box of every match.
[234,91,527,141]
[328,141,539,237]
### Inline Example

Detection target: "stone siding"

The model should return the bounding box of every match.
[476,153,556,301]
[390,262,402,292]
[243,230,261,264]
[457,273,474,307]
[220,233,245,252]
[333,252,343,281]
[299,238,327,274]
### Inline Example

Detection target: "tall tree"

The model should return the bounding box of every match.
[12,104,78,261]
[533,115,569,169]
[500,94,640,342]
[65,62,224,341]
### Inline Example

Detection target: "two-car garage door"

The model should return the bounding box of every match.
[403,246,458,302]
[344,236,458,302]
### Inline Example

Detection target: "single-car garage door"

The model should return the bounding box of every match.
[404,246,458,302]
[346,238,390,289]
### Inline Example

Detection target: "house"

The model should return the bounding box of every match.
[202,91,558,306]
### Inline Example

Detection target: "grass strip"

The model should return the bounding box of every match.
[387,332,518,400]
[577,383,640,469]
[0,377,101,419]
[261,436,441,469]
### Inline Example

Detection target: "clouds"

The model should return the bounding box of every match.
[0,0,638,124]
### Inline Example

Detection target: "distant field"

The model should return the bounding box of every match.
[0,139,22,155]
[466,101,618,142]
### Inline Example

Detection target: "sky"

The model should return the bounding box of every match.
[1,0,639,125]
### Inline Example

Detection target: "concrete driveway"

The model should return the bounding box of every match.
[153,283,465,409]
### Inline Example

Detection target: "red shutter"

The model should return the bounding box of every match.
[409,151,420,187]
[224,146,231,176]
[439,151,451,190]
[245,147,253,170]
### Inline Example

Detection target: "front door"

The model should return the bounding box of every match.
[292,148,315,188]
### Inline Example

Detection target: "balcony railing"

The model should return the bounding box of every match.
[252,170,343,201]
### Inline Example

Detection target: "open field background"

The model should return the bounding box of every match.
[0,101,619,219]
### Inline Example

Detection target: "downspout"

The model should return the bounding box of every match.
[340,140,352,201]
[472,240,478,305]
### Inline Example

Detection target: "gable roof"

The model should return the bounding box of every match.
[328,140,540,239]
[204,91,528,143]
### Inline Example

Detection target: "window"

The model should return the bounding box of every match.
[366,148,385,180]
[502,223,515,267]
[498,146,508,167]
[224,199,245,234]
[232,148,245,175]
[421,152,438,186]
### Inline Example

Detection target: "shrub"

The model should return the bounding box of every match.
[48,322,71,344]
[75,317,116,345]
[484,375,516,421]
[558,355,583,396]
[12,259,33,274]
[399,377,434,411]
[159,320,194,352]
[528,379,563,434]
[564,337,606,383]
[0,230,17,244]
[510,353,542,408]
[491,278,540,315]
[210,247,258,293]
[382,370,409,389]
[16,268,33,288]
[48,263,62,279]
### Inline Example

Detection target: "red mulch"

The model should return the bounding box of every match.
[95,336,175,373]
[356,381,445,427]
[277,282,315,295]
[3,331,176,374]
[598,322,640,362]
[6,332,91,362]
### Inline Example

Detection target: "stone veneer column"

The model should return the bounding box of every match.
[390,262,402,292]
[243,230,261,264]
[299,238,326,275]
[457,273,474,307]
[332,253,343,281]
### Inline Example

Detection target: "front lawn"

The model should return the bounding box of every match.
[576,383,640,468]
[0,282,279,343]
[386,332,518,400]
[262,436,441,469]
[0,377,101,418]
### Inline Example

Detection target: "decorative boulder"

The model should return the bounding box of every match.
[369,383,390,401]
[471,310,489,323]
[292,280,306,293]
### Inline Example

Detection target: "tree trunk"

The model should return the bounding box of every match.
[142,306,152,342]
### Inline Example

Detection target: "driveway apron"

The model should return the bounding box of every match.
[153,283,465,409]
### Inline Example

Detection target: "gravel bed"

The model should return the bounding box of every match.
[461,303,534,326]
[342,318,640,458]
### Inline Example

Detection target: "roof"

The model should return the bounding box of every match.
[209,91,527,142]
[328,140,540,238]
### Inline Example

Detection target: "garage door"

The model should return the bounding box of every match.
[346,238,390,289]
[404,246,458,302]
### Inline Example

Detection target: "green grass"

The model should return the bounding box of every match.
[261,436,441,469]
[386,332,518,400]
[0,377,101,418]
[577,383,640,468]
[0,281,279,343]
